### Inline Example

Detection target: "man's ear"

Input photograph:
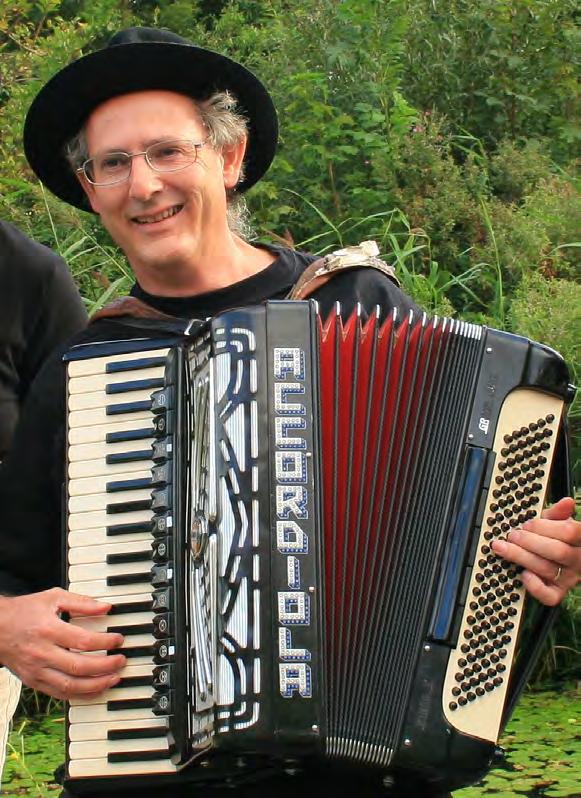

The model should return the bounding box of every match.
[221,136,247,189]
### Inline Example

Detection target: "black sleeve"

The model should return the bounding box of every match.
[0,221,88,459]
[0,346,67,595]
[18,250,88,399]
[308,266,423,322]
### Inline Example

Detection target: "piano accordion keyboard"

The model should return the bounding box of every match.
[66,347,180,779]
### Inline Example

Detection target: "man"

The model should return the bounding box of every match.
[0,220,87,782]
[0,27,578,798]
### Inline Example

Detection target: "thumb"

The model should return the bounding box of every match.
[541,496,576,521]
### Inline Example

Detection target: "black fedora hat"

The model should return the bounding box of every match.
[23,27,278,211]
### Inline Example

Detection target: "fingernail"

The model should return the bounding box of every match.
[109,675,121,687]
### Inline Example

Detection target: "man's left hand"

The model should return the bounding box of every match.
[491,496,580,606]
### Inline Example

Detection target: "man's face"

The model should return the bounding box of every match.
[80,90,245,290]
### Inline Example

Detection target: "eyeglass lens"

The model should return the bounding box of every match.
[85,140,203,184]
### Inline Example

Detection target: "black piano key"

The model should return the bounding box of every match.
[107,622,154,636]
[113,645,154,658]
[106,377,165,394]
[108,749,172,763]
[107,520,153,536]
[106,356,169,374]
[106,477,152,493]
[107,549,152,565]
[106,399,152,416]
[114,674,153,688]
[107,499,151,514]
[106,449,153,465]
[106,427,153,444]
[108,724,168,741]
[109,599,153,615]
[107,571,151,586]
[107,697,153,712]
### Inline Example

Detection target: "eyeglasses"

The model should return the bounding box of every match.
[77,138,209,186]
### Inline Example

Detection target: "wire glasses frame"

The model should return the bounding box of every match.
[77,138,209,186]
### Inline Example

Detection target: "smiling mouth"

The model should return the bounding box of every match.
[132,205,183,225]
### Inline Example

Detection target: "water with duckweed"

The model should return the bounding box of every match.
[3,689,579,797]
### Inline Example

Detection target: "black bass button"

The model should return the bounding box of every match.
[151,587,173,613]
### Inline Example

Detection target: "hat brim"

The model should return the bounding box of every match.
[23,41,278,211]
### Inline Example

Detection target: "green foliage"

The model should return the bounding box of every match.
[402,0,580,163]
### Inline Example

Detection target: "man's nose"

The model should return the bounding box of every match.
[127,155,163,200]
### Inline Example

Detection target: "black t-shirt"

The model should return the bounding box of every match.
[0,244,438,798]
[0,220,87,458]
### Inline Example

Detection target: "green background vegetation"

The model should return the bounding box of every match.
[0,1,579,794]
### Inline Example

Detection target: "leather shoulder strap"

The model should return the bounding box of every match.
[287,240,399,301]
[90,296,177,323]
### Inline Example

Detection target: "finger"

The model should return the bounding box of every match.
[48,647,126,679]
[496,527,581,570]
[52,621,124,654]
[52,589,113,617]
[540,496,576,522]
[490,537,568,585]
[35,669,122,701]
[519,570,565,607]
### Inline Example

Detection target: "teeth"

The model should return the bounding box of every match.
[135,206,180,224]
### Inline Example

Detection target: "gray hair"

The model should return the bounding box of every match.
[64,90,253,238]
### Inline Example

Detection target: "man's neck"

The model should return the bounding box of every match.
[131,237,276,298]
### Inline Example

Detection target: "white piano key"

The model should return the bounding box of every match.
[69,457,153,480]
[69,417,155,446]
[70,684,154,708]
[69,487,152,514]
[69,592,153,617]
[68,757,177,778]
[68,559,152,584]
[67,349,170,378]
[69,387,158,413]
[68,528,152,549]
[69,438,155,463]
[68,716,168,742]
[68,366,165,395]
[69,470,153,498]
[69,508,152,533]
[69,702,163,724]
[72,612,154,632]
[68,539,152,565]
[70,735,171,759]
[69,407,152,429]
[69,580,152,598]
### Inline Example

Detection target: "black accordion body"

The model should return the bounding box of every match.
[63,301,574,793]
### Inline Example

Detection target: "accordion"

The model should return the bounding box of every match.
[63,300,574,793]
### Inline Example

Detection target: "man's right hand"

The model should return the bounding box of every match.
[0,588,126,699]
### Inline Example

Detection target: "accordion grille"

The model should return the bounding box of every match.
[319,311,482,765]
